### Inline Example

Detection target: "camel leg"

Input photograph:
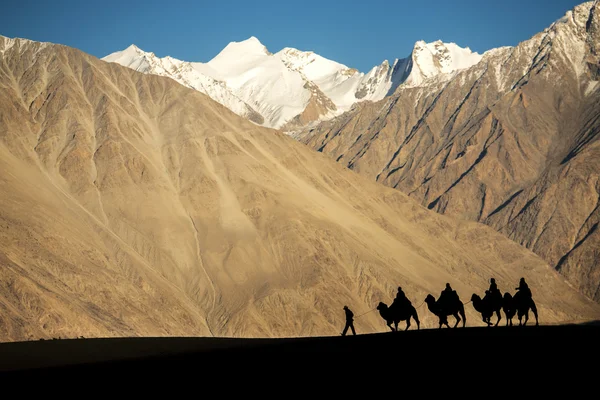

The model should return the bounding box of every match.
[483,314,491,326]
[518,311,523,326]
[524,310,529,326]
[495,310,502,327]
[439,315,446,329]
[440,315,450,328]
[387,322,395,332]
[405,319,411,331]
[453,314,460,328]
[531,300,539,326]
[394,321,399,332]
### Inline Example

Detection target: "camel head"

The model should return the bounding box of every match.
[503,292,512,300]
[471,293,481,302]
[425,294,435,304]
[376,302,387,311]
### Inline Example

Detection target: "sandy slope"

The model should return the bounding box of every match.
[0,35,599,342]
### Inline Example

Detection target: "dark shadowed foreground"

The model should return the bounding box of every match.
[1,322,597,388]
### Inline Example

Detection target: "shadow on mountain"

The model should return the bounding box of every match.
[386,57,413,97]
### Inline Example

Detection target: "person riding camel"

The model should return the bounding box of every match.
[439,283,458,314]
[489,278,499,294]
[488,278,502,307]
[515,277,532,299]
[440,283,453,299]
[394,286,412,308]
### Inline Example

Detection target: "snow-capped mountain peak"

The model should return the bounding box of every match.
[102,43,266,124]
[221,36,269,56]
[276,47,352,80]
[103,44,159,73]
[206,36,271,78]
[103,37,484,131]
[407,40,483,86]
[119,44,142,55]
[104,44,172,74]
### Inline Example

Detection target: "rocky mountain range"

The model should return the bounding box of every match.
[299,1,600,302]
[102,37,482,131]
[1,33,598,341]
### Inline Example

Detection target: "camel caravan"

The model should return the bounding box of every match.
[375,277,539,332]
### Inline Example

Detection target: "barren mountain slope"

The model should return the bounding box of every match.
[0,35,598,342]
[300,1,600,301]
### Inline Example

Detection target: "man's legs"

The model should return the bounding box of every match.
[342,322,349,336]
[350,323,356,335]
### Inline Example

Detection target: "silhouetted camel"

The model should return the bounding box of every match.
[471,293,502,327]
[502,293,517,326]
[377,301,420,332]
[513,290,539,326]
[424,294,466,328]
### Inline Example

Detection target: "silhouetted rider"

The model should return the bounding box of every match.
[341,305,356,336]
[515,277,532,299]
[489,278,498,294]
[394,286,412,308]
[439,283,453,301]
[439,283,457,314]
[488,278,502,306]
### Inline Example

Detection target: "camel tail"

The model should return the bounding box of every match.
[459,303,466,327]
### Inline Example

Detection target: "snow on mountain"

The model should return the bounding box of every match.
[103,44,153,72]
[277,47,351,81]
[0,36,50,56]
[352,41,483,104]
[408,40,483,85]
[206,36,271,79]
[102,44,265,124]
[103,38,483,130]
[205,38,312,129]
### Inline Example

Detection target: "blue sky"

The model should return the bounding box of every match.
[1,0,585,72]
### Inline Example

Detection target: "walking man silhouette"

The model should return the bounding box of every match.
[341,305,356,336]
